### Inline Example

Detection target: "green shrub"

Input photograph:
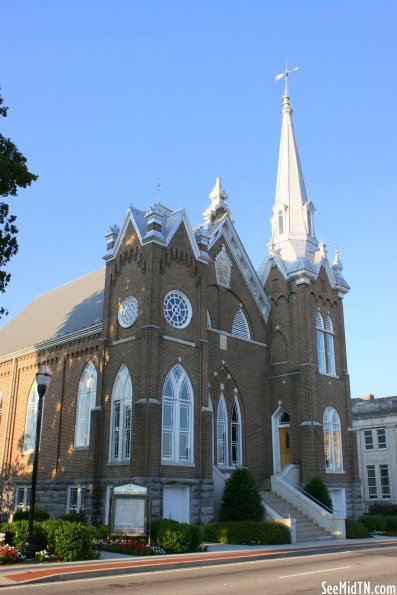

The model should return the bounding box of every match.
[203,520,290,545]
[12,509,50,522]
[385,516,397,532]
[93,524,109,539]
[151,519,201,553]
[368,502,397,516]
[219,468,264,522]
[6,520,47,551]
[345,519,371,539]
[304,477,333,511]
[52,521,94,561]
[359,514,386,532]
[60,511,87,524]
[41,519,61,553]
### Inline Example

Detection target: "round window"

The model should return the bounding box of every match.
[163,291,192,329]
[118,296,138,328]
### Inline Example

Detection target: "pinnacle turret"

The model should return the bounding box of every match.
[203,177,230,224]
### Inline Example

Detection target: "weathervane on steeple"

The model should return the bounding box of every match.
[275,60,299,94]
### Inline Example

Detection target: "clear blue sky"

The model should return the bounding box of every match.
[1,1,396,399]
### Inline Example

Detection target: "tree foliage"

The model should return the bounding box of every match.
[304,476,333,511]
[0,91,37,316]
[219,467,264,522]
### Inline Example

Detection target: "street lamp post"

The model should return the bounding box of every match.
[24,365,51,559]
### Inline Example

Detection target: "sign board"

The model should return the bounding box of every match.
[109,484,149,537]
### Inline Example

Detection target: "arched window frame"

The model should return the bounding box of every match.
[278,210,284,235]
[207,310,212,330]
[74,362,97,448]
[307,210,314,236]
[232,308,251,340]
[161,364,193,463]
[109,364,133,462]
[216,394,228,466]
[316,312,336,375]
[231,396,242,466]
[208,394,214,464]
[23,382,39,453]
[323,406,343,472]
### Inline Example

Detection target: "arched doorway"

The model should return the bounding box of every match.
[271,407,292,473]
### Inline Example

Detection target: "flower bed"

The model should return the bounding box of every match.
[93,538,165,556]
[0,545,26,565]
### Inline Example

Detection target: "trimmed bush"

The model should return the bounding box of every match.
[151,519,201,553]
[345,519,371,539]
[385,516,397,533]
[368,502,397,516]
[5,520,47,551]
[204,520,290,545]
[359,514,386,532]
[219,468,264,522]
[12,509,50,522]
[93,524,109,539]
[52,521,94,561]
[60,511,87,524]
[304,477,333,511]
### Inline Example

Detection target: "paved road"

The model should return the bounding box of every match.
[2,546,397,594]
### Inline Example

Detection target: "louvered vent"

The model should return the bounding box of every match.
[325,316,334,333]
[232,309,250,339]
[315,312,324,329]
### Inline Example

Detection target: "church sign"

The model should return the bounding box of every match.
[109,484,148,537]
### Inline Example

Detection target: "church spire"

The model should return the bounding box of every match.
[268,66,318,282]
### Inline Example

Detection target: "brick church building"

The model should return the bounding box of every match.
[0,77,361,527]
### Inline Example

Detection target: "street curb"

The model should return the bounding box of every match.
[1,540,397,587]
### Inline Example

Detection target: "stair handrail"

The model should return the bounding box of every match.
[297,487,333,514]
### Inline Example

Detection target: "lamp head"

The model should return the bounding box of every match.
[36,365,51,389]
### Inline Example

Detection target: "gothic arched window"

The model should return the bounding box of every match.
[74,362,97,448]
[316,312,336,375]
[231,397,242,466]
[162,364,193,463]
[323,406,343,472]
[109,364,132,461]
[307,211,314,236]
[217,395,228,465]
[278,210,284,235]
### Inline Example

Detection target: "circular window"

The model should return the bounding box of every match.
[118,296,138,328]
[163,291,192,329]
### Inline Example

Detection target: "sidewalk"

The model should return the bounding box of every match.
[1,537,397,587]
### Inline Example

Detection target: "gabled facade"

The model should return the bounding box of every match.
[0,81,361,525]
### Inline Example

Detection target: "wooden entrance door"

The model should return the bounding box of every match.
[279,427,291,470]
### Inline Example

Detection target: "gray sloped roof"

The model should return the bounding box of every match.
[0,268,105,359]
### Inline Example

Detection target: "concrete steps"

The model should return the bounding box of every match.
[262,491,334,542]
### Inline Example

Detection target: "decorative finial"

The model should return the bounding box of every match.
[332,245,343,270]
[275,61,299,95]
[318,239,327,259]
[156,177,161,203]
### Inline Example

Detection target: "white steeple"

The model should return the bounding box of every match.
[269,68,318,283]
[258,68,350,296]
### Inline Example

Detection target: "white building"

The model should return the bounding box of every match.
[352,396,397,509]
